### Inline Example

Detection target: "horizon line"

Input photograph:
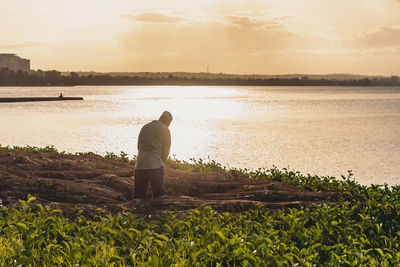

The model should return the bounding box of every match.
[30,69,399,78]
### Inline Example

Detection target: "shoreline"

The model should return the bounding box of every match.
[1,82,400,87]
[1,68,399,87]
[0,145,351,214]
[1,69,399,87]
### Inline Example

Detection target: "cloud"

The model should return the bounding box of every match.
[122,12,184,23]
[120,15,296,52]
[225,16,268,28]
[354,27,400,48]
[116,14,303,73]
[0,41,49,49]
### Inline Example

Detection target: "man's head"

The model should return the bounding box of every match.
[159,111,173,127]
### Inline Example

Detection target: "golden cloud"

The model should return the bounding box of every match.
[355,27,400,48]
[122,13,184,23]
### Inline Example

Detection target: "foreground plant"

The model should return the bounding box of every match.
[1,191,399,266]
[0,146,399,266]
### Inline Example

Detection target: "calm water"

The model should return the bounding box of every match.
[1,86,399,185]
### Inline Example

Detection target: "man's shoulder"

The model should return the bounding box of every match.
[142,120,168,131]
[142,120,159,128]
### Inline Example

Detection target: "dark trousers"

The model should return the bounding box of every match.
[134,167,165,199]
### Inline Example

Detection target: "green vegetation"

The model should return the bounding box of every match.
[1,146,400,266]
[0,144,62,153]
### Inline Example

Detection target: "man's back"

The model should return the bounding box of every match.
[135,120,171,170]
[134,111,172,199]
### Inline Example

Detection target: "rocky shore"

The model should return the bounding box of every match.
[0,148,348,214]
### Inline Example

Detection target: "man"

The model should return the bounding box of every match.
[134,111,172,199]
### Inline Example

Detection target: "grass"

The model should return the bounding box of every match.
[0,145,399,266]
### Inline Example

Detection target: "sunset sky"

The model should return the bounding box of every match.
[1,0,399,75]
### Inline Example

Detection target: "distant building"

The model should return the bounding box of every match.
[0,53,30,72]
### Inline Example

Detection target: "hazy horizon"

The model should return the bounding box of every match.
[1,0,400,76]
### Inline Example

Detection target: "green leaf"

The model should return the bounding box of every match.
[243,254,257,266]
[156,234,170,242]
[214,231,226,241]
[312,243,322,250]
[44,216,56,225]
[27,195,36,204]
[19,199,27,207]
[154,239,163,247]
[192,248,207,260]
[192,209,200,216]
[129,227,141,236]
[36,204,44,212]
[51,209,62,215]
[375,248,384,258]
[152,254,160,267]
[16,222,27,231]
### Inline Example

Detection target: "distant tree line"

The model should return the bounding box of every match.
[1,68,399,87]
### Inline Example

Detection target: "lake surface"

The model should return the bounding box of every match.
[1,86,399,185]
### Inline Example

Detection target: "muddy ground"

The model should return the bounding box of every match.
[0,149,348,214]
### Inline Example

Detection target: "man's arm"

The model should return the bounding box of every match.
[137,127,143,151]
[162,128,171,163]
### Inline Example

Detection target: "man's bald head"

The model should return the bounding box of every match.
[159,111,173,127]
